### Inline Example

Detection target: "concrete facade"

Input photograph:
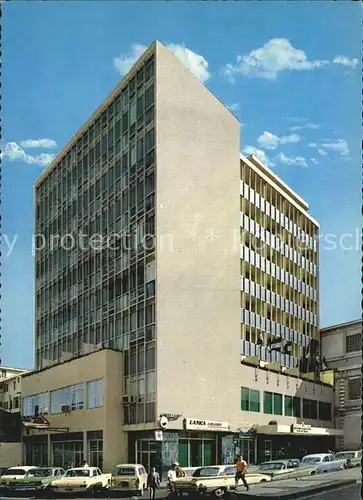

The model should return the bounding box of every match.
[0,367,28,414]
[21,349,125,472]
[320,320,362,451]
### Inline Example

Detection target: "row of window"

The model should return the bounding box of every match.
[36,56,155,197]
[241,277,316,326]
[23,379,104,416]
[240,210,317,276]
[241,386,332,421]
[241,245,317,301]
[240,178,317,250]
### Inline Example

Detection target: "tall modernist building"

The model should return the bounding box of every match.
[27,41,341,472]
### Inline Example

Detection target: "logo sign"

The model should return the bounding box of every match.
[160,413,182,422]
[155,430,163,441]
[291,424,312,434]
[185,419,230,432]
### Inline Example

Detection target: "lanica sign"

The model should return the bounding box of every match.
[185,419,230,432]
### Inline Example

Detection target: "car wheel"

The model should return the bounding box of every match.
[214,488,225,498]
[322,470,327,474]
[309,471,316,476]
[260,479,267,483]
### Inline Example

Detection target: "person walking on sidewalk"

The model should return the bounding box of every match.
[147,467,161,500]
[167,464,177,494]
[235,456,249,491]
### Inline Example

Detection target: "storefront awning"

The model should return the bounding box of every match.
[256,423,344,437]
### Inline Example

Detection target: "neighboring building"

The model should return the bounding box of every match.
[21,349,122,471]
[0,366,29,468]
[31,40,341,473]
[320,319,362,451]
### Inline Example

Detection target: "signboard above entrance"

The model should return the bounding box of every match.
[185,419,230,432]
[291,423,312,434]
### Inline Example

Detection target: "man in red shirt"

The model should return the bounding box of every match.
[235,456,249,491]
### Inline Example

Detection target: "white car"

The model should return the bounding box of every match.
[0,466,37,486]
[50,467,112,495]
[301,453,346,474]
[335,450,362,468]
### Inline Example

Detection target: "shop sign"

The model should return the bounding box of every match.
[185,419,230,432]
[238,428,256,438]
[155,430,163,441]
[291,424,312,434]
[162,432,179,442]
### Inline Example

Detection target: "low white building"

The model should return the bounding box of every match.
[0,366,29,468]
[320,319,362,451]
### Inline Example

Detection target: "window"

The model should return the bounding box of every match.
[346,334,361,353]
[284,396,301,417]
[145,128,155,152]
[348,377,361,400]
[241,387,260,412]
[23,392,49,417]
[86,379,104,409]
[50,384,83,413]
[264,392,282,415]
[318,401,332,421]
[145,85,154,109]
[302,398,318,419]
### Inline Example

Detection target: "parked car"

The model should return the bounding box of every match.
[301,454,346,474]
[110,464,148,496]
[50,466,112,495]
[4,467,65,493]
[257,460,316,480]
[0,467,37,487]
[335,450,362,468]
[174,465,271,498]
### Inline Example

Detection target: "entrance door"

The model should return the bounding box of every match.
[190,440,203,467]
[240,440,256,465]
[139,451,157,472]
[264,440,272,462]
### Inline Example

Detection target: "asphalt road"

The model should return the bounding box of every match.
[299,483,361,500]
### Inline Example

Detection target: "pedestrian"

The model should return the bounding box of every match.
[175,462,185,478]
[235,455,249,491]
[167,463,177,494]
[81,460,89,468]
[147,467,161,500]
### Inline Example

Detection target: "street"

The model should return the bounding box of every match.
[299,483,361,500]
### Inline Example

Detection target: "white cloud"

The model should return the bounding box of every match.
[227,103,240,113]
[243,146,275,167]
[321,139,350,157]
[333,56,359,68]
[257,131,300,150]
[114,43,210,82]
[276,152,308,168]
[290,123,320,131]
[1,142,56,166]
[317,148,328,157]
[222,38,329,81]
[20,138,57,149]
[310,158,319,165]
[113,44,147,74]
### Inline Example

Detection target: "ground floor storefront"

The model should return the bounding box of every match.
[128,430,239,480]
[23,430,103,469]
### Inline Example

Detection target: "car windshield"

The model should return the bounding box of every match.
[26,469,53,477]
[116,468,136,476]
[2,469,27,476]
[65,470,90,477]
[302,457,321,463]
[335,452,355,460]
[259,463,284,471]
[193,468,220,477]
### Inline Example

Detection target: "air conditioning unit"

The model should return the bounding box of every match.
[61,405,71,413]
[129,395,136,404]
[122,395,130,404]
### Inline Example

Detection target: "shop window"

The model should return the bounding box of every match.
[241,387,260,412]
[284,396,301,417]
[264,391,282,416]
[318,401,331,421]
[302,398,318,419]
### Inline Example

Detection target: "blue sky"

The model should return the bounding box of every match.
[2,2,361,368]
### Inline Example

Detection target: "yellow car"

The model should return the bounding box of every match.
[111,464,148,496]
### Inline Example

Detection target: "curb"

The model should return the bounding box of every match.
[233,478,357,500]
